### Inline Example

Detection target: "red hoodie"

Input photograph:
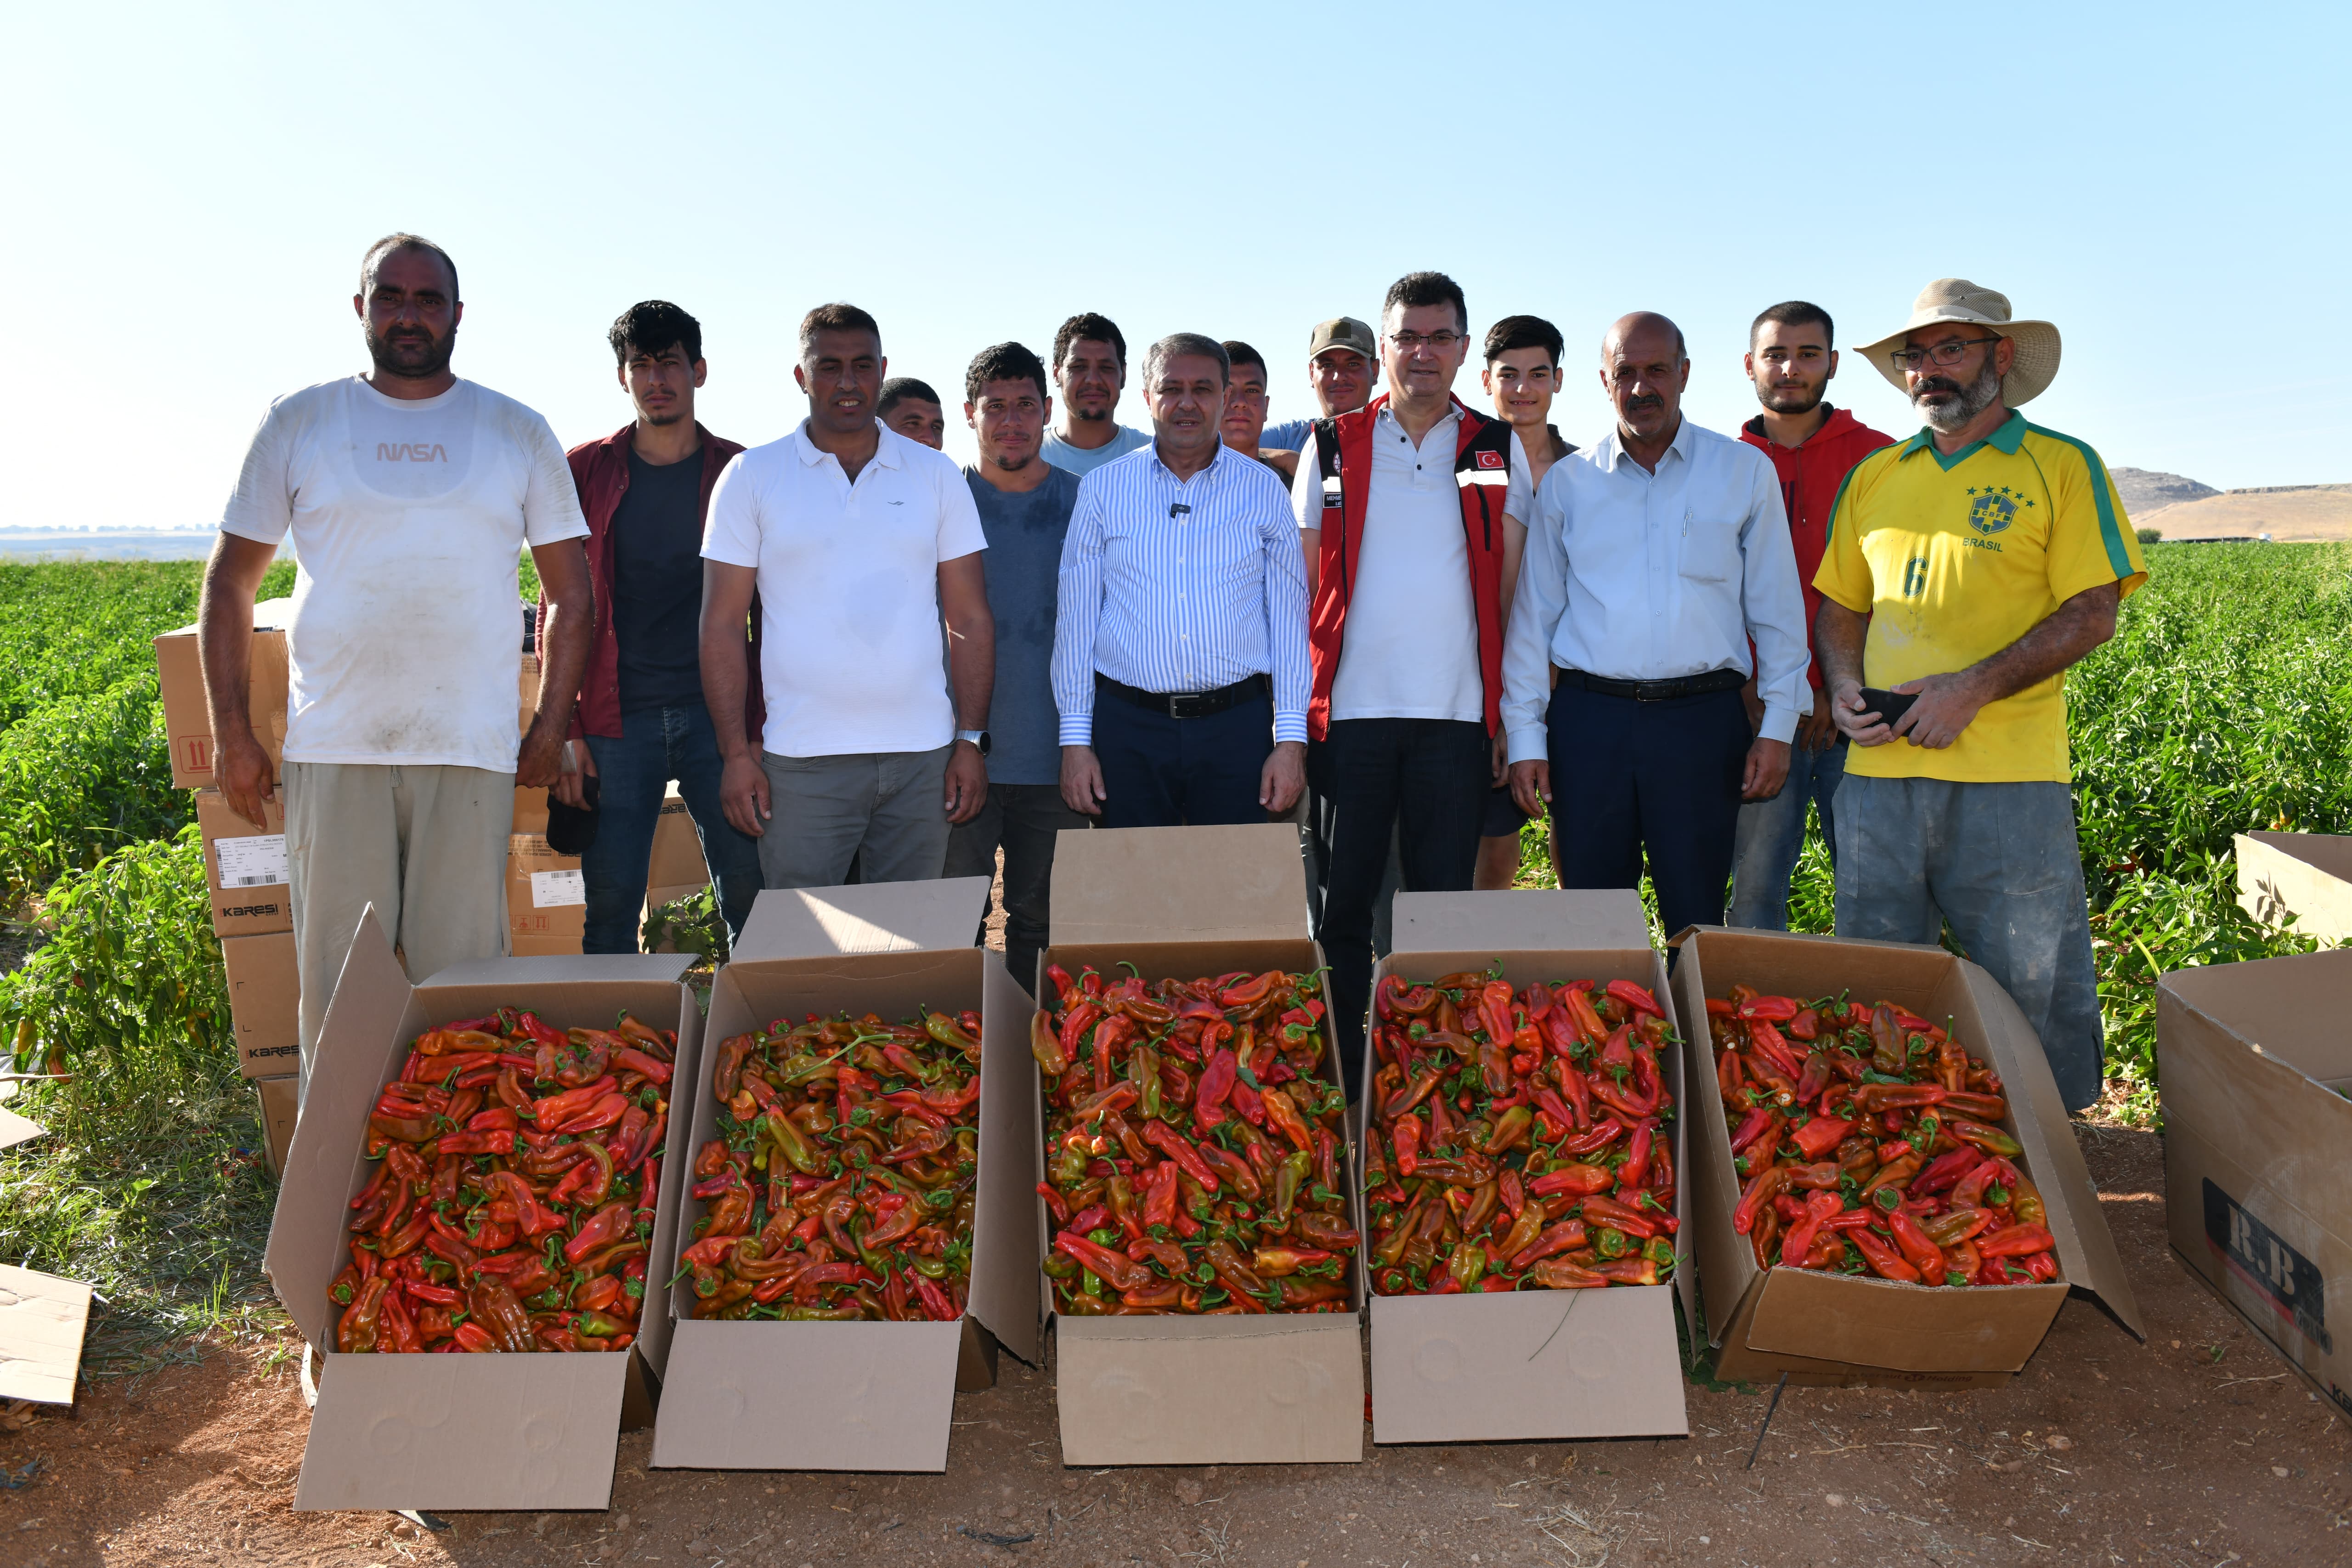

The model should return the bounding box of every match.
[1738,405,1895,689]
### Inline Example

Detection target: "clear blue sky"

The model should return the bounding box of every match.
[7,2,2345,532]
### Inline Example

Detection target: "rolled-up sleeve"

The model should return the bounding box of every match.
[1259,485,1312,743]
[1502,477,1568,764]
[1052,474,1108,747]
[1737,449,1810,745]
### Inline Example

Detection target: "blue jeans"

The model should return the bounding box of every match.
[1727,738,1846,930]
[581,704,764,955]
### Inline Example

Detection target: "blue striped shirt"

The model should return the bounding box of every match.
[1052,439,1311,747]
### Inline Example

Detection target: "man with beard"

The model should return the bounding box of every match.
[1816,279,2145,1113]
[879,377,947,449]
[554,300,763,954]
[1041,313,1152,477]
[1259,317,1381,478]
[201,233,594,1071]
[1503,312,1809,940]
[1725,302,1894,928]
[943,342,1090,991]
[1295,272,1528,1094]
[1054,334,1309,829]
[701,302,994,888]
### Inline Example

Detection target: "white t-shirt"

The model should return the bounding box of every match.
[1291,408,1527,724]
[219,376,588,772]
[703,421,989,758]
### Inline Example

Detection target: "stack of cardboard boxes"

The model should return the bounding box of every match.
[156,611,713,1172]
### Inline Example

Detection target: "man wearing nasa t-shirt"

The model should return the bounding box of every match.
[200,233,594,1077]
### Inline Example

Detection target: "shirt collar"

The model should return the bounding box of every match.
[794,417,904,470]
[1594,414,1694,473]
[1898,408,2026,464]
[1147,436,1232,484]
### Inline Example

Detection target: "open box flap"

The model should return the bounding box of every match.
[734,877,992,960]
[1392,888,1650,957]
[972,957,1042,1364]
[419,951,694,987]
[2239,830,2352,884]
[1958,965,2143,1339]
[0,1264,92,1405]
[1050,824,1307,946]
[1744,1264,2063,1373]
[0,1105,43,1152]
[265,906,414,1349]
[2161,949,2352,1087]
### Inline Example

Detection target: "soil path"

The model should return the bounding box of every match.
[4,1127,2346,1566]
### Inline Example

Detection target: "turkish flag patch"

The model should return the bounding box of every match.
[1474,449,1506,470]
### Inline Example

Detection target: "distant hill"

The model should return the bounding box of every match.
[2112,468,2219,515]
[2137,484,2352,542]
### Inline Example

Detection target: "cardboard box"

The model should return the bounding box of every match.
[1038,824,1363,1466]
[508,832,585,957]
[650,876,1034,1473]
[519,651,540,738]
[221,930,301,1080]
[2160,950,2352,1425]
[155,599,292,789]
[1669,926,2142,1386]
[1360,889,1693,1444]
[262,910,704,1511]
[194,789,292,938]
[0,1265,92,1407]
[2235,831,2352,944]
[649,788,712,892]
[513,783,549,838]
[254,1074,298,1177]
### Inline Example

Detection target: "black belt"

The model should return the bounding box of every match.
[1097,672,1268,719]
[1557,667,1747,702]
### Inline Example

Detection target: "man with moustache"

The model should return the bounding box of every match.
[1260,317,1381,478]
[879,377,947,449]
[1504,311,1809,940]
[1816,280,2145,1113]
[1042,313,1153,477]
[201,232,594,1068]
[1473,313,1578,890]
[701,302,995,888]
[1725,302,1895,928]
[556,300,763,953]
[1053,334,1310,829]
[1295,272,1528,1091]
[942,342,1090,991]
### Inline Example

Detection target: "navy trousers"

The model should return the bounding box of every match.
[1545,682,1750,940]
[1092,691,1273,829]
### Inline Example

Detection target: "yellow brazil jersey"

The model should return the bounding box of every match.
[1813,411,2146,783]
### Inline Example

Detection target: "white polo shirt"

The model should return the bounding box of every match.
[702,420,988,759]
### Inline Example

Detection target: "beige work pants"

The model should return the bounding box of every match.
[283,761,514,1078]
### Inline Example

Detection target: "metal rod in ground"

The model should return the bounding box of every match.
[1745,1371,1790,1470]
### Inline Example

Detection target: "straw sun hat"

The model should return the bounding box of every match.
[1858,278,2062,407]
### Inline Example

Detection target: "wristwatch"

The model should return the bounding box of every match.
[955,729,991,755]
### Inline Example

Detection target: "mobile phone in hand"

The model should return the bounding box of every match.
[1860,687,1917,728]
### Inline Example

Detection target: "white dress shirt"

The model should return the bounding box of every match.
[1052,439,1311,747]
[1289,405,1528,724]
[1501,416,1809,762]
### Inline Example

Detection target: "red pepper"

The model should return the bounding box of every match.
[1735,994,1799,1022]
[1778,1190,1843,1268]
[1391,1112,1423,1177]
[1140,1120,1221,1193]
[1883,1208,1948,1279]
[1744,1019,1804,1079]
[1581,1194,1670,1239]
[1733,1165,1788,1235]
[1789,1115,1852,1161]
[1560,987,1609,1050]
[436,1130,517,1155]
[1194,1045,1238,1132]
[1529,1163,1613,1198]
[1977,1223,2056,1259]
[1055,1230,1155,1294]
[1605,979,1662,1018]
[1849,1227,1921,1283]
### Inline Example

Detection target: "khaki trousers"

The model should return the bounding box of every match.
[283,761,514,1078]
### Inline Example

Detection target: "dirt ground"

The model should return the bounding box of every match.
[4,1122,2347,1567]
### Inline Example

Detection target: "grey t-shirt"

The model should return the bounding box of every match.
[964,462,1084,786]
[1040,423,1152,477]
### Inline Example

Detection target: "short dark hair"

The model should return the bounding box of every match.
[800,302,882,358]
[360,232,459,301]
[1751,300,1836,349]
[1221,340,1268,381]
[964,341,1050,407]
[878,377,942,419]
[1142,333,1229,387]
[1382,271,1467,335]
[1483,314,1563,367]
[608,300,702,366]
[1052,312,1128,372]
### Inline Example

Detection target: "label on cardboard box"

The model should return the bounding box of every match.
[531,869,585,908]
[216,833,289,888]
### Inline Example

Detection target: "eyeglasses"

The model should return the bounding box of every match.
[1888,336,2001,372]
[1388,331,1465,352]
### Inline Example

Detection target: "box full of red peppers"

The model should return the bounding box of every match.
[1670,926,2143,1387]
[1358,889,1696,1443]
[262,911,705,1513]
